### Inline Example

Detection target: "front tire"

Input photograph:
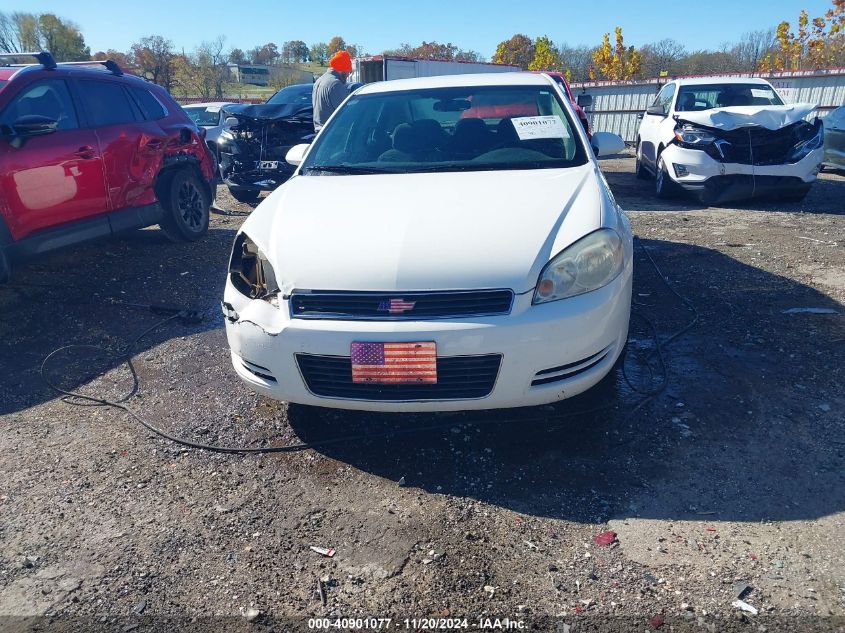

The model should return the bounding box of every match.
[635,141,650,180]
[159,169,210,243]
[654,155,676,199]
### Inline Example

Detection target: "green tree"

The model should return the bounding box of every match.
[130,35,176,89]
[0,11,89,61]
[528,36,560,71]
[492,34,535,69]
[309,42,328,65]
[248,42,279,65]
[282,40,309,63]
[228,48,247,65]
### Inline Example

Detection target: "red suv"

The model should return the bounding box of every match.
[0,52,216,282]
[541,72,591,138]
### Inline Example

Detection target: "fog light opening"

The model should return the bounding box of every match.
[673,163,690,178]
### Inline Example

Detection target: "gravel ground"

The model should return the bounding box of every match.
[0,156,843,633]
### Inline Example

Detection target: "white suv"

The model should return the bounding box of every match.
[635,76,823,204]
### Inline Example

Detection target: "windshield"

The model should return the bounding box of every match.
[267,84,312,105]
[0,80,7,91]
[183,106,220,126]
[676,83,784,111]
[301,85,587,175]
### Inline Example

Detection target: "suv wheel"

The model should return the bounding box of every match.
[654,155,676,199]
[159,169,210,242]
[228,187,261,203]
[635,141,649,180]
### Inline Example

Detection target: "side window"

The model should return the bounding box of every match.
[0,79,79,131]
[659,84,676,114]
[78,80,139,127]
[650,84,675,115]
[130,87,167,120]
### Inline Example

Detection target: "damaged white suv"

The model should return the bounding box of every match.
[635,77,823,204]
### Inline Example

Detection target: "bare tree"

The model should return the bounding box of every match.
[729,28,777,71]
[640,38,687,77]
[557,43,594,81]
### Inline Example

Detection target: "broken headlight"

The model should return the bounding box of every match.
[533,229,625,305]
[674,125,718,148]
[788,119,824,162]
[229,232,280,301]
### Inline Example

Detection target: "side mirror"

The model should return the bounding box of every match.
[13,114,58,137]
[286,143,310,167]
[224,116,239,128]
[591,131,625,158]
[576,94,593,109]
[646,105,666,117]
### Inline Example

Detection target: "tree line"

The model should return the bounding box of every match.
[1,3,843,99]
[492,1,844,81]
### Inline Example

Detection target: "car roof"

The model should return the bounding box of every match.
[356,72,552,95]
[673,76,773,86]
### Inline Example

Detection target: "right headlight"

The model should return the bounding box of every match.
[228,232,279,301]
[532,228,624,305]
[674,125,717,147]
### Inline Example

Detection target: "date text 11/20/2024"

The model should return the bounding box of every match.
[307,617,526,630]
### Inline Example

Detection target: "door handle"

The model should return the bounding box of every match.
[75,145,96,159]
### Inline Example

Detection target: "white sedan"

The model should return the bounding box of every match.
[222,73,632,411]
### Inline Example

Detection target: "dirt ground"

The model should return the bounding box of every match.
[0,155,843,633]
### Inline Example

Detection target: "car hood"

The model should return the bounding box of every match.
[222,103,311,122]
[677,102,817,131]
[244,165,605,293]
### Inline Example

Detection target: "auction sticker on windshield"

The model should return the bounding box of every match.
[511,115,568,140]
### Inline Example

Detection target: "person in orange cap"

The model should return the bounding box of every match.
[312,50,354,131]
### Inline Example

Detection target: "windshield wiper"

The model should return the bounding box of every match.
[302,165,392,175]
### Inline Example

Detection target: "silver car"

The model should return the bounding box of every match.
[182,102,236,164]
[823,105,845,171]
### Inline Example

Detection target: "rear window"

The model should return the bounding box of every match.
[79,80,138,127]
[132,87,167,120]
[183,106,219,126]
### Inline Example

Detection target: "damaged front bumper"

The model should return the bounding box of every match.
[219,151,296,192]
[663,115,824,203]
[661,144,822,202]
[221,274,632,412]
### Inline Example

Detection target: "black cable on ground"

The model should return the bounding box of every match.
[39,236,698,454]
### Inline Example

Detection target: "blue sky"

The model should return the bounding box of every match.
[14,0,837,58]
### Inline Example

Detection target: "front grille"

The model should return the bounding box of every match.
[290,289,514,320]
[704,121,818,166]
[296,353,502,400]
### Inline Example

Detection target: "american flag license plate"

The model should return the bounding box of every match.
[351,342,437,384]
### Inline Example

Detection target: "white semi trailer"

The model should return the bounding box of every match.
[351,56,519,84]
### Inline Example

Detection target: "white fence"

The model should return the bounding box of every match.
[571,69,845,143]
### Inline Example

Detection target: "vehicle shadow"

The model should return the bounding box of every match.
[287,238,845,523]
[602,155,845,214]
[0,226,235,416]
